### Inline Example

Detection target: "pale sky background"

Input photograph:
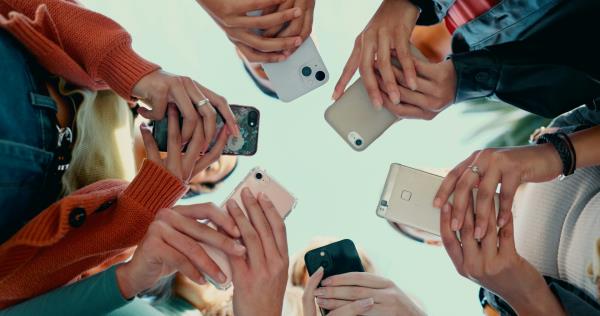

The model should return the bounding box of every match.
[81,1,503,315]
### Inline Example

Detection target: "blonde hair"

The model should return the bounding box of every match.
[60,83,136,194]
[290,237,375,288]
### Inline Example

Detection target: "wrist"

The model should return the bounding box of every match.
[536,143,563,179]
[116,263,139,300]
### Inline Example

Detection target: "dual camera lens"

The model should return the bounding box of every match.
[248,110,258,127]
[302,66,326,82]
[355,139,363,146]
[255,172,263,180]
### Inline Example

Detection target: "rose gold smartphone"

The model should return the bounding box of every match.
[201,167,297,289]
[377,163,499,237]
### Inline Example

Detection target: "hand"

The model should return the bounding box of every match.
[379,59,456,120]
[440,202,566,316]
[263,0,315,54]
[305,270,426,316]
[434,145,562,240]
[115,204,246,299]
[227,188,289,316]
[197,0,304,62]
[133,70,240,145]
[140,105,230,183]
[333,0,420,108]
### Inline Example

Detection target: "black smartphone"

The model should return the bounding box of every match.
[152,104,260,156]
[304,239,365,315]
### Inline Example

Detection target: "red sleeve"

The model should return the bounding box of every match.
[0,0,160,99]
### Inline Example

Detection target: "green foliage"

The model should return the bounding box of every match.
[462,98,552,147]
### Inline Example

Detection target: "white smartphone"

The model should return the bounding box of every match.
[201,167,297,289]
[376,163,499,236]
[262,37,329,102]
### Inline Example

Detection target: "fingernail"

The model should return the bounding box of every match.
[259,192,271,203]
[408,79,418,91]
[278,55,286,62]
[234,243,246,254]
[474,227,482,240]
[434,198,442,208]
[316,266,324,275]
[373,99,383,109]
[451,219,459,231]
[316,298,327,306]
[294,37,302,47]
[442,204,450,214]
[390,92,400,105]
[498,217,506,227]
[226,199,237,209]
[314,289,324,297]
[358,298,374,307]
[320,278,331,286]
[331,92,339,101]
[233,227,241,237]
[242,187,252,197]
[293,8,302,17]
[218,272,227,283]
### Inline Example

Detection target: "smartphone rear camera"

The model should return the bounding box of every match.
[355,139,363,147]
[301,66,312,77]
[315,71,326,81]
[255,172,263,180]
[248,110,258,127]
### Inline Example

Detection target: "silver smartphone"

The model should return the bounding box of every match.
[376,163,499,236]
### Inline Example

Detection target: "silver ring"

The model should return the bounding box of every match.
[194,98,210,109]
[468,165,481,176]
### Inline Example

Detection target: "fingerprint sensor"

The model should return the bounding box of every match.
[227,136,245,151]
[401,190,412,201]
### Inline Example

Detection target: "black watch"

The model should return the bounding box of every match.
[537,132,577,179]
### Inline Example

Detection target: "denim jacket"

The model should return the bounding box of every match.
[410,0,600,118]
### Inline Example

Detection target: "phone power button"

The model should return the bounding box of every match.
[401,190,412,201]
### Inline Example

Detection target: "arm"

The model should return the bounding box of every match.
[451,43,600,118]
[0,266,130,315]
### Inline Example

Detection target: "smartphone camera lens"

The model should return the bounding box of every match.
[315,71,326,81]
[255,172,263,180]
[301,66,312,77]
[248,110,258,127]
[355,139,363,147]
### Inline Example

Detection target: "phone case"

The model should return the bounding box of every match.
[152,104,260,156]
[376,163,499,236]
[262,37,329,102]
[202,167,297,289]
[324,78,397,151]
[304,239,365,315]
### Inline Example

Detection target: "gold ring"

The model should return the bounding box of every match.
[468,165,481,176]
[195,98,210,108]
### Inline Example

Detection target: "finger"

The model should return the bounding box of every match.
[435,152,478,209]
[170,82,198,144]
[182,116,206,176]
[257,193,288,256]
[166,105,183,171]
[303,266,324,316]
[314,286,375,301]
[321,272,391,289]
[241,188,279,260]
[480,201,499,259]
[396,84,438,111]
[358,32,383,108]
[237,42,286,63]
[498,174,520,228]
[376,30,400,105]
[159,220,226,284]
[140,123,160,163]
[233,0,285,13]
[328,298,374,316]
[332,40,361,100]
[390,65,435,95]
[183,79,213,151]
[263,0,295,37]
[440,203,464,273]
[197,84,240,137]
[381,95,435,120]
[316,298,353,311]
[233,30,301,53]
[458,197,479,260]
[154,238,206,285]
[228,7,301,29]
[138,94,168,121]
[226,198,265,268]
[157,208,245,257]
[498,212,517,256]
[413,58,439,80]
[298,0,314,40]
[394,43,418,91]
[474,170,500,240]
[175,203,240,238]
[191,127,228,177]
[452,166,482,232]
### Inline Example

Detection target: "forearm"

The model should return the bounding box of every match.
[570,125,600,170]
[0,266,129,316]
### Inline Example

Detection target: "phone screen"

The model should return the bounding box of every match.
[152,104,259,156]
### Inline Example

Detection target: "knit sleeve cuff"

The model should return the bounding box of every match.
[450,49,501,104]
[123,160,187,211]
[97,42,160,101]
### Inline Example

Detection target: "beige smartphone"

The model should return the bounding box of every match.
[324,78,397,151]
[376,163,499,236]
[201,167,297,289]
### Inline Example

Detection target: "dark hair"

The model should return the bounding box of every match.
[182,161,239,199]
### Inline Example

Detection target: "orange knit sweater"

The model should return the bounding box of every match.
[0,0,160,99]
[0,160,187,309]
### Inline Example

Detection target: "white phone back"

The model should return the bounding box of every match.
[262,37,328,102]
[201,167,297,289]
[325,78,397,151]
[377,163,499,236]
